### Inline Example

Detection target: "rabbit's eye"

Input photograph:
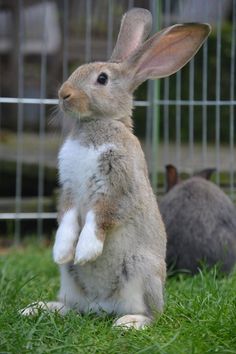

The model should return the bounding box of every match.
[97,72,108,85]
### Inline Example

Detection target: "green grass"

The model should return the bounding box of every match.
[1,245,236,354]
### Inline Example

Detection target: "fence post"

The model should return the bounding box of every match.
[146,0,161,192]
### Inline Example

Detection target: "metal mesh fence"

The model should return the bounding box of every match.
[0,0,235,242]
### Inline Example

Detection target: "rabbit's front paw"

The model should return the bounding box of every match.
[53,226,75,264]
[53,209,79,264]
[74,211,104,265]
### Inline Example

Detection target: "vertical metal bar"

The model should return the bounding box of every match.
[146,92,152,169]
[163,78,169,171]
[202,1,209,167]
[15,0,24,244]
[145,0,153,172]
[63,0,69,81]
[0,41,2,130]
[229,0,236,200]
[188,0,195,171]
[85,0,92,62]
[175,0,183,170]
[188,58,195,170]
[151,0,160,191]
[128,0,134,9]
[215,0,222,185]
[60,0,69,138]
[175,72,181,169]
[107,0,114,59]
[163,0,170,187]
[37,0,48,240]
[147,0,160,192]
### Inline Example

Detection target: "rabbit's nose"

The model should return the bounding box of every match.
[58,83,74,101]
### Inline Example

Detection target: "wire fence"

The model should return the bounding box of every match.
[0,0,235,242]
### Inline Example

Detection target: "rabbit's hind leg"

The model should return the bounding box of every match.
[113,314,152,329]
[113,267,164,330]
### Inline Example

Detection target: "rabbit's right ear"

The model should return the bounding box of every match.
[166,164,180,191]
[125,23,211,91]
[110,8,152,62]
[194,168,216,180]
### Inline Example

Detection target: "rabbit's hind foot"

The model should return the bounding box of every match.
[113,314,152,330]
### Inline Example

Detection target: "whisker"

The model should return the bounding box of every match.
[48,105,61,128]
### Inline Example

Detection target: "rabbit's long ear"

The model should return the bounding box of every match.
[166,164,180,192]
[110,8,152,62]
[194,168,216,180]
[125,23,211,91]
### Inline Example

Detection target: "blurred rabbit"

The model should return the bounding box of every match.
[21,9,210,328]
[160,164,236,274]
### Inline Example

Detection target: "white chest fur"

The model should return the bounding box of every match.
[58,138,114,209]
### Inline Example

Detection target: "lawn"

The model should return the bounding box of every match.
[0,244,236,354]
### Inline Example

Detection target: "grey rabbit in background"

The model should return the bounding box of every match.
[159,164,236,274]
[20,8,210,329]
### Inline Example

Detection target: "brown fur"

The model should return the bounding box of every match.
[59,62,134,127]
[93,197,119,237]
[166,164,179,191]
[160,170,236,274]
[55,9,210,322]
[23,9,211,328]
[73,89,90,115]
[165,164,216,192]
[110,8,152,62]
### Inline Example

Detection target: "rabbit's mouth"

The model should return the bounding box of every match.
[60,100,94,121]
[60,101,76,116]
[58,82,92,118]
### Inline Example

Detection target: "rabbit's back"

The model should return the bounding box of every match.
[160,177,236,273]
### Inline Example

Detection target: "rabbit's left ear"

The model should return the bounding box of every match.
[125,23,211,91]
[110,8,152,62]
[194,168,216,180]
[166,164,180,191]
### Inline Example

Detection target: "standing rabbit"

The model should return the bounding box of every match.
[21,9,210,328]
[160,164,236,274]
